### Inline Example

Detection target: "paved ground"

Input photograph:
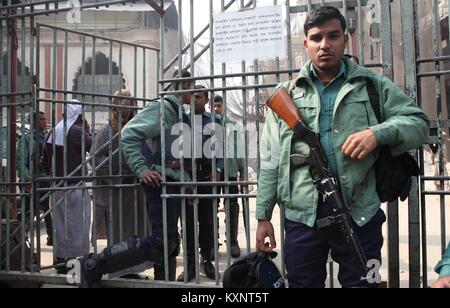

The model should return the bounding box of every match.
[5,151,449,288]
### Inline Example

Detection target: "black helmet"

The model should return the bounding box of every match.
[223,251,285,288]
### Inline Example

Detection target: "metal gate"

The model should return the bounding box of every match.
[0,0,448,288]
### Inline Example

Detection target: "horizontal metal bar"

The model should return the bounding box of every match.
[38,88,157,104]
[36,175,136,182]
[0,91,31,98]
[164,181,257,186]
[161,193,256,199]
[421,191,450,196]
[0,182,30,185]
[0,102,33,107]
[417,55,450,64]
[290,0,370,13]
[37,98,145,110]
[0,271,215,288]
[36,23,160,52]
[160,83,279,96]
[0,193,29,197]
[1,1,148,22]
[422,176,450,181]
[160,68,301,84]
[417,70,450,78]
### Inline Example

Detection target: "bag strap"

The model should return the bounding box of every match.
[288,79,298,95]
[365,77,382,123]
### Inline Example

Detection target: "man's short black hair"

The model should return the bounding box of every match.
[194,85,209,100]
[304,6,347,36]
[213,95,223,104]
[28,111,45,123]
[172,70,191,91]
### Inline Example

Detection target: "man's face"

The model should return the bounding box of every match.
[194,91,208,114]
[213,101,224,115]
[37,113,47,132]
[304,19,348,73]
[181,81,192,105]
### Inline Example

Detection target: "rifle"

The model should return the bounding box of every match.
[267,87,369,279]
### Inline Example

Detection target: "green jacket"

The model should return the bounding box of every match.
[435,243,450,278]
[16,130,47,182]
[121,95,191,182]
[256,58,430,227]
[221,116,246,179]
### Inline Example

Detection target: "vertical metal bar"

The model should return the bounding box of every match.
[379,0,399,288]
[107,42,113,245]
[160,0,172,282]
[431,0,447,260]
[219,0,229,266]
[117,44,125,243]
[400,0,419,289]
[134,46,137,99]
[209,0,220,283]
[286,0,293,79]
[107,40,113,246]
[273,0,281,84]
[356,0,365,64]
[342,0,349,55]
[188,0,200,284]
[143,48,146,100]
[240,0,250,268]
[119,44,123,91]
[19,14,26,273]
[0,17,4,272]
[9,12,18,222]
[29,11,37,273]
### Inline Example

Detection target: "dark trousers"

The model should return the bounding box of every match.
[184,185,216,260]
[142,184,180,247]
[142,184,180,280]
[219,177,241,244]
[19,182,53,238]
[284,199,385,288]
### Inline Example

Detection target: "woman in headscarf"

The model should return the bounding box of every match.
[90,90,149,277]
[41,101,92,272]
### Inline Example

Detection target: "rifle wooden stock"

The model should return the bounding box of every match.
[267,87,302,129]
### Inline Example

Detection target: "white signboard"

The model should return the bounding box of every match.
[213,6,286,63]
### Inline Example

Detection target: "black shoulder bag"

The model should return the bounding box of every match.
[365,78,420,203]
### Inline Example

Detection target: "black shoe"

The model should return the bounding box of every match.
[55,258,68,275]
[46,237,53,247]
[176,266,196,282]
[78,254,102,288]
[230,243,241,258]
[201,260,217,280]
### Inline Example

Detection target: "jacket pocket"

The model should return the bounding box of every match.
[341,100,372,133]
[294,97,318,127]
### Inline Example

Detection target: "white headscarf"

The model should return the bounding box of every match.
[47,101,82,146]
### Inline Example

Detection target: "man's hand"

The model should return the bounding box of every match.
[342,128,378,160]
[141,170,162,187]
[431,276,450,288]
[256,220,276,253]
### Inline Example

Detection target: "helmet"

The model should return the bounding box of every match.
[223,251,285,288]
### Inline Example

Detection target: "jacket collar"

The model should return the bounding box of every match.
[297,57,375,84]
